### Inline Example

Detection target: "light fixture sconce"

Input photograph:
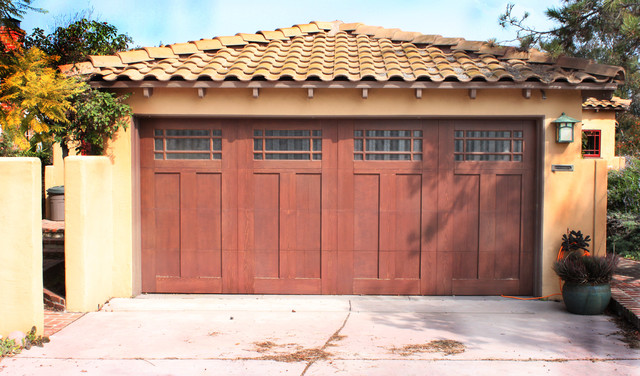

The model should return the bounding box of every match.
[553,113,579,143]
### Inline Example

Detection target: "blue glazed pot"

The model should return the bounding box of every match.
[562,282,611,315]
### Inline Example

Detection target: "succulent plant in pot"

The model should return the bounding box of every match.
[553,230,619,315]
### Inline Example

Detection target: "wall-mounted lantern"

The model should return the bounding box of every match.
[553,113,579,143]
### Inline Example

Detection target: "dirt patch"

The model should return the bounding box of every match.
[257,348,331,363]
[325,334,346,347]
[609,314,640,349]
[249,340,329,362]
[253,341,278,353]
[389,339,466,356]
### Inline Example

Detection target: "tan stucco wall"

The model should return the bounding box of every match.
[104,119,133,298]
[0,158,44,336]
[65,156,114,312]
[582,109,625,169]
[50,87,615,298]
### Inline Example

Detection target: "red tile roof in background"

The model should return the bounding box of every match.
[582,96,632,111]
[0,25,22,51]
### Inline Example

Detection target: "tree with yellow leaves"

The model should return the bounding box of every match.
[0,47,86,152]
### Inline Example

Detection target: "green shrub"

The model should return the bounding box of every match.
[0,327,49,358]
[607,212,640,260]
[608,158,640,214]
[0,338,21,357]
[607,157,640,260]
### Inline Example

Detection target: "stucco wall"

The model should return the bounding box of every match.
[50,86,614,298]
[582,109,625,169]
[65,156,114,311]
[0,158,44,336]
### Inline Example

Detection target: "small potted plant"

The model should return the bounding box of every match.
[553,230,619,315]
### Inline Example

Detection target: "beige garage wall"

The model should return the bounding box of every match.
[50,86,611,300]
[0,158,44,336]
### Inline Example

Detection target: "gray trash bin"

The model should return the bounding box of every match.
[47,185,64,221]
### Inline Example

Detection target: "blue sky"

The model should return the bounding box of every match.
[20,0,563,48]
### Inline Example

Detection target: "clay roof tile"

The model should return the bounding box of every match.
[144,47,177,59]
[89,55,125,68]
[169,43,199,55]
[193,39,224,51]
[260,30,289,40]
[215,36,247,46]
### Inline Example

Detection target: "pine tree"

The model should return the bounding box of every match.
[501,0,640,154]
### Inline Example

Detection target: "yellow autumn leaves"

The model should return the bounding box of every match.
[0,47,86,151]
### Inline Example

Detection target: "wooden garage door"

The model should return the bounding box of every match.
[140,118,537,295]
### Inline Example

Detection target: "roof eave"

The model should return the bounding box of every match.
[89,80,620,91]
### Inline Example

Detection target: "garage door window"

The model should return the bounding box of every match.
[154,129,222,160]
[353,130,423,161]
[253,129,322,160]
[454,130,523,161]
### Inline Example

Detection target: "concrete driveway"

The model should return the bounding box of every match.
[1,295,639,375]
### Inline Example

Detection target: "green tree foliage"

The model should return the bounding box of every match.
[0,47,86,152]
[24,18,132,66]
[52,89,132,155]
[4,13,134,156]
[500,1,640,153]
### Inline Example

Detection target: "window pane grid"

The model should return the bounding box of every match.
[154,128,222,160]
[454,129,523,162]
[253,129,322,160]
[354,129,423,161]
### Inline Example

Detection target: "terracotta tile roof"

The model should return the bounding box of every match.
[583,96,632,111]
[78,21,625,87]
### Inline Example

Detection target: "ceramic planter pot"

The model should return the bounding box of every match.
[562,282,611,315]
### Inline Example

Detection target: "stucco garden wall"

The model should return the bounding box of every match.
[0,158,44,336]
[47,87,614,299]
[65,156,115,312]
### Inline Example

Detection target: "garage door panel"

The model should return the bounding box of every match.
[178,173,223,278]
[353,174,379,252]
[452,279,520,296]
[254,278,321,294]
[353,279,421,295]
[156,277,222,293]
[354,250,378,278]
[451,174,479,280]
[254,250,278,278]
[253,173,279,278]
[394,174,421,251]
[295,250,321,279]
[495,174,522,279]
[154,173,181,277]
[477,251,496,281]
[395,250,420,279]
[294,174,321,251]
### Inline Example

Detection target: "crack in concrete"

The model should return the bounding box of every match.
[300,299,352,376]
